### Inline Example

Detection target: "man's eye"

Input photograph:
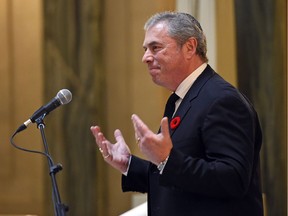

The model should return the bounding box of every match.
[152,46,162,52]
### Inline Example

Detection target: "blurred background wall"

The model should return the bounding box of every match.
[0,0,44,214]
[0,0,286,215]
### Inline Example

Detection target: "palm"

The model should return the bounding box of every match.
[107,138,130,169]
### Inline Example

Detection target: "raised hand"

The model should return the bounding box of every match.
[90,126,131,173]
[131,114,173,165]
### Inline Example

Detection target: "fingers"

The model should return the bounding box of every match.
[131,114,140,138]
[90,126,102,145]
[160,117,170,138]
[99,141,110,160]
[131,114,149,139]
[131,114,143,144]
[90,126,111,160]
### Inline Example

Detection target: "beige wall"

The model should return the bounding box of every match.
[0,0,44,215]
[216,0,237,86]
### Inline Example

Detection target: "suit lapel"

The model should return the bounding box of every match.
[170,65,216,135]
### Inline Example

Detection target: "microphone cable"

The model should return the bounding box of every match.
[10,129,55,165]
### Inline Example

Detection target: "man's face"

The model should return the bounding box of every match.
[142,22,185,91]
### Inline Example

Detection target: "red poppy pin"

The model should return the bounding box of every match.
[170,116,181,130]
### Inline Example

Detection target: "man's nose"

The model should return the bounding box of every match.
[142,50,153,63]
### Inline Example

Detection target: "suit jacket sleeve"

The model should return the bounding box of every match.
[122,155,150,193]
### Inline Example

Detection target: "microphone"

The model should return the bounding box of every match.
[16,89,72,133]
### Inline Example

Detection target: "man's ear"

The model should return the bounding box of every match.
[184,37,197,59]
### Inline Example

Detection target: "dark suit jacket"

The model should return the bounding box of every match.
[122,65,263,216]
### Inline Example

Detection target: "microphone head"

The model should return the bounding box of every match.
[57,89,72,105]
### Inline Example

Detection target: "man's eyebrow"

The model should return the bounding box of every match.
[143,41,160,48]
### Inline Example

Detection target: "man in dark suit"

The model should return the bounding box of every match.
[91,12,263,216]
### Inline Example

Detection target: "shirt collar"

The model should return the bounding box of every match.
[175,63,207,99]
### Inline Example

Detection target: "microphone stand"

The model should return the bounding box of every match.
[35,117,68,216]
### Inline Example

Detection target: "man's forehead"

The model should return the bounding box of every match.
[143,23,171,46]
[148,22,167,31]
[145,22,168,35]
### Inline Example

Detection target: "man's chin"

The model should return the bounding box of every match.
[151,77,164,87]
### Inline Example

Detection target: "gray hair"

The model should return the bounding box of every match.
[144,11,208,62]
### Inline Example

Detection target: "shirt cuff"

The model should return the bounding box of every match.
[157,155,170,174]
[122,155,132,176]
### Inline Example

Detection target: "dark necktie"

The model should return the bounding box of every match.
[163,93,179,120]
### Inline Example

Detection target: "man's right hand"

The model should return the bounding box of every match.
[90,126,131,174]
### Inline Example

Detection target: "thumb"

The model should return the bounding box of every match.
[114,129,124,142]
